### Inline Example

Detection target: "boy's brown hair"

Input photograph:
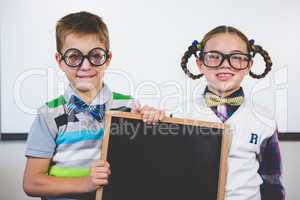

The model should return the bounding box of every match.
[56,11,110,52]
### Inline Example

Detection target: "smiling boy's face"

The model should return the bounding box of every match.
[56,33,110,94]
[196,33,253,97]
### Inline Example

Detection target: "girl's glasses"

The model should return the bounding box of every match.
[199,51,252,70]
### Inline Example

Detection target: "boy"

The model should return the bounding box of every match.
[23,11,164,200]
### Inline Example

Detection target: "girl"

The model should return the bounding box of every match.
[179,26,284,200]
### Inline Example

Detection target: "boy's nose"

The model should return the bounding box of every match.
[79,57,92,70]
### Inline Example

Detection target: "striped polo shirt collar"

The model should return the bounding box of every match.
[64,83,112,105]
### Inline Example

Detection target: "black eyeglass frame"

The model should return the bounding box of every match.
[59,47,109,68]
[198,50,252,70]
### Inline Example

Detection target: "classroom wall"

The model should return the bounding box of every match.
[0,141,299,200]
[1,0,300,134]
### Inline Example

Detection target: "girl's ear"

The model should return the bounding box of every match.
[196,58,205,73]
[245,59,254,74]
[248,59,253,70]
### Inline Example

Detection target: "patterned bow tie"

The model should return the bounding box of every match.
[68,95,106,122]
[205,92,244,107]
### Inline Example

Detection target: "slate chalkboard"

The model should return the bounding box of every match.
[96,111,231,200]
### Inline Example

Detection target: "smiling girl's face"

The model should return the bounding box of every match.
[196,33,253,97]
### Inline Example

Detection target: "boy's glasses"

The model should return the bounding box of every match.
[59,48,109,68]
[199,51,252,70]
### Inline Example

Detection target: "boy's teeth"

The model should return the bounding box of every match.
[78,75,93,78]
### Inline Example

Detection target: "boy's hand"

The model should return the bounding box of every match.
[85,160,111,192]
[132,103,165,125]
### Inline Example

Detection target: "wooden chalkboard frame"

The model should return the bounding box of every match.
[96,111,231,200]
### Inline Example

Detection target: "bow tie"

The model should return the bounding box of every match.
[68,95,106,122]
[205,92,244,107]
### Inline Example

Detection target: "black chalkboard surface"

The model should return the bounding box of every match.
[96,111,231,200]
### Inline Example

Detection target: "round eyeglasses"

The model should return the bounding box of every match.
[199,51,252,70]
[59,48,109,68]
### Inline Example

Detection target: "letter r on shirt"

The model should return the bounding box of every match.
[250,133,258,144]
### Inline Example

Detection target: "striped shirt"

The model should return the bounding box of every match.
[25,84,134,200]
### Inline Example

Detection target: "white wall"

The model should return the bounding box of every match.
[1,0,300,133]
[280,142,300,200]
[0,141,299,200]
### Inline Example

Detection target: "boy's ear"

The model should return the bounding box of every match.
[107,51,112,64]
[55,52,60,62]
[104,52,112,68]
[55,52,64,70]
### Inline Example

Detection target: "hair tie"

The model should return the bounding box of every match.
[192,40,199,46]
[249,39,255,45]
[192,40,202,50]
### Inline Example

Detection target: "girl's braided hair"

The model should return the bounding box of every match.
[180,25,272,79]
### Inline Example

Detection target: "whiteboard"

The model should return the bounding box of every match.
[1,0,300,133]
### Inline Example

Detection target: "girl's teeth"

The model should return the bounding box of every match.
[217,73,232,80]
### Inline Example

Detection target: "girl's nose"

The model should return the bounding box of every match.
[219,57,231,69]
